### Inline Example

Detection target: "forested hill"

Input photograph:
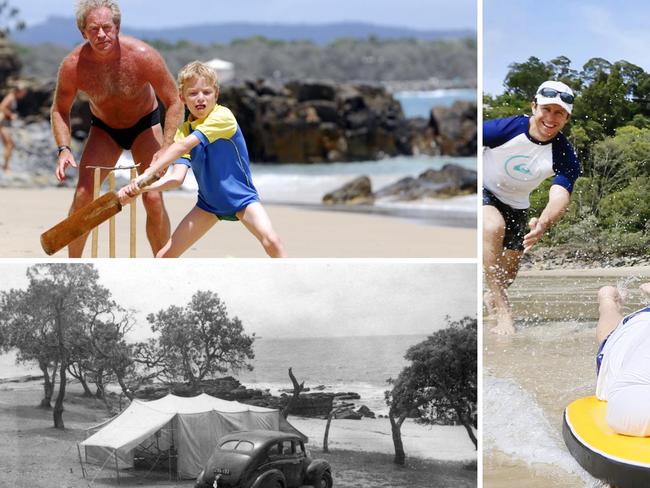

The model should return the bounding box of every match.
[14,16,474,47]
[16,36,476,87]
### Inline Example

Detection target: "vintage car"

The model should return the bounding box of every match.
[194,430,333,488]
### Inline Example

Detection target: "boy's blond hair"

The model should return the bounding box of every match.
[177,61,219,94]
[75,0,121,31]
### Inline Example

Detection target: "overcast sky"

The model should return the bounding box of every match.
[484,0,650,95]
[1,262,476,340]
[13,0,476,31]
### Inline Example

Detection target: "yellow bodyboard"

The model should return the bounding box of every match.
[566,396,650,466]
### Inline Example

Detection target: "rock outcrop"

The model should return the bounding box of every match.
[133,378,375,419]
[322,163,477,205]
[375,164,477,200]
[430,100,477,157]
[322,176,374,204]
[0,39,21,86]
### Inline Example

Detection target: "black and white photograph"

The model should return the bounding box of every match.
[0,261,477,487]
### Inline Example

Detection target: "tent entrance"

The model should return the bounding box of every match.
[133,427,178,478]
[78,427,179,485]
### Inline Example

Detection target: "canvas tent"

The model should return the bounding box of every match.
[80,393,306,479]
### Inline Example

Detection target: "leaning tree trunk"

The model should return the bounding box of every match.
[77,373,93,397]
[323,409,335,453]
[281,368,305,419]
[53,359,67,429]
[388,409,406,465]
[113,370,134,400]
[38,361,53,409]
[457,409,477,449]
[94,369,106,399]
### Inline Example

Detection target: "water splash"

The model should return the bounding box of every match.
[484,373,599,487]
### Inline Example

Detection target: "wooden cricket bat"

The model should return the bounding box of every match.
[40,173,159,255]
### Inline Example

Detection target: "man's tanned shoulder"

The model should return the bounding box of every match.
[119,36,162,60]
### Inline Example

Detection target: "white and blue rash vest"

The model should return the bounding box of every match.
[483,115,580,209]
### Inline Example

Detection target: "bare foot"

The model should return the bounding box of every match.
[598,285,624,313]
[484,291,496,318]
[490,314,516,335]
[640,283,650,299]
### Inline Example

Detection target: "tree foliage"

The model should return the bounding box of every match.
[487,55,650,257]
[0,1,24,39]
[385,317,477,465]
[0,264,121,428]
[141,290,255,385]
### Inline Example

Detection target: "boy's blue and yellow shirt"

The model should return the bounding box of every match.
[174,104,259,216]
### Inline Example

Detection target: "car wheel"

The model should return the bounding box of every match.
[261,472,285,488]
[313,470,333,488]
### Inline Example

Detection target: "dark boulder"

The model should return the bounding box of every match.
[323,176,374,205]
[375,163,477,200]
[430,100,477,156]
[286,80,337,102]
[356,405,376,419]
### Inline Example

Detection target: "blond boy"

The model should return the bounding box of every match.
[120,61,285,258]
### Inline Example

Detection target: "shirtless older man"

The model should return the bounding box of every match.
[51,0,184,257]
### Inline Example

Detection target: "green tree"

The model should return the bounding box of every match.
[547,55,581,89]
[580,57,612,83]
[483,92,530,120]
[144,290,255,385]
[598,176,650,231]
[503,56,553,99]
[385,317,477,465]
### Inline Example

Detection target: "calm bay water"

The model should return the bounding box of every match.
[239,334,428,415]
[1,334,427,415]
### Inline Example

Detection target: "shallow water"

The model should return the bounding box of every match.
[484,271,650,487]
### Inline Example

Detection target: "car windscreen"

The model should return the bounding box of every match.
[220,440,254,452]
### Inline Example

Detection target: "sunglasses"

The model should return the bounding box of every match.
[538,87,575,104]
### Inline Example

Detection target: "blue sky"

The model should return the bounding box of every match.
[484,0,650,95]
[12,0,476,31]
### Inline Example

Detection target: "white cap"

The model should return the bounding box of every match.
[535,80,574,114]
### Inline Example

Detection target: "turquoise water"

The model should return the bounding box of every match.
[395,88,477,118]
[111,88,478,224]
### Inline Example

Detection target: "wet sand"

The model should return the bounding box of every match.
[0,188,476,258]
[484,269,650,488]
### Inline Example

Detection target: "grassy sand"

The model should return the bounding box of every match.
[0,381,476,488]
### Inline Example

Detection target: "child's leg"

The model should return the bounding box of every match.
[157,205,218,258]
[236,202,286,258]
[596,286,624,344]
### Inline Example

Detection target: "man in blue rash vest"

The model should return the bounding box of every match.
[483,80,580,335]
[595,284,650,436]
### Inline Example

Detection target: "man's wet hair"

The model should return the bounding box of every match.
[76,0,121,31]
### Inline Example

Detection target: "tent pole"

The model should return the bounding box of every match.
[76,443,86,479]
[115,450,120,485]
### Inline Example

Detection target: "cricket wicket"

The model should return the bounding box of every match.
[90,167,137,258]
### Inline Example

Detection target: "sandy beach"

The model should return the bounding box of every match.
[0,188,476,258]
[483,266,650,487]
[0,379,476,488]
